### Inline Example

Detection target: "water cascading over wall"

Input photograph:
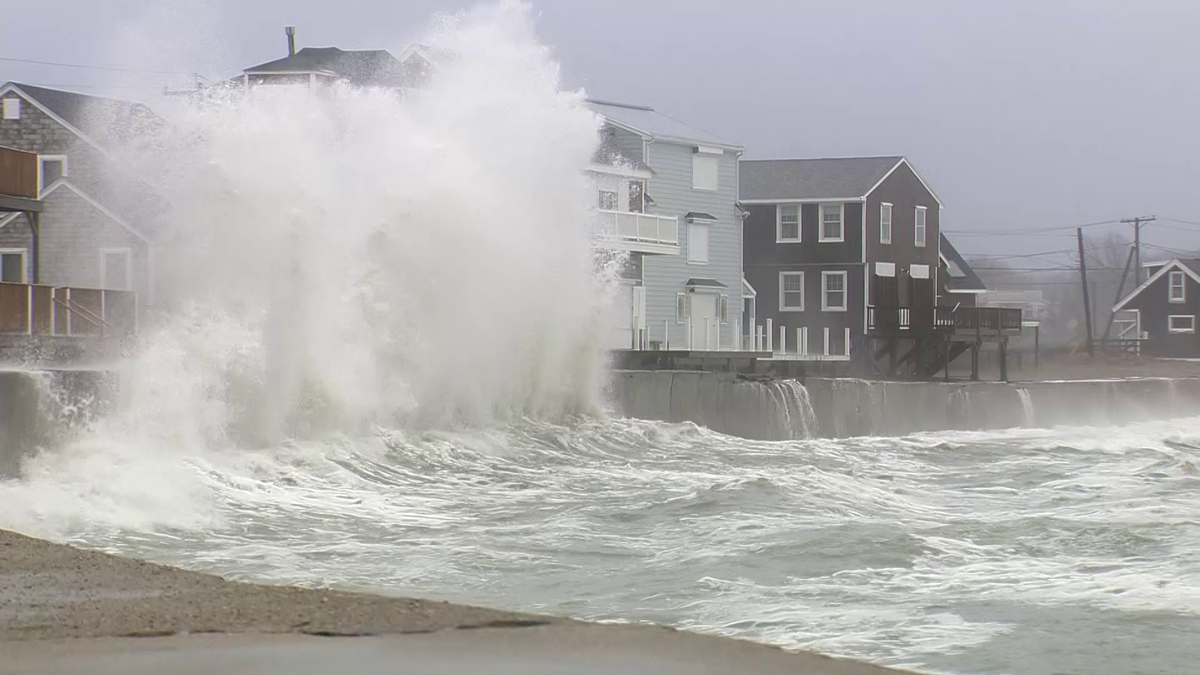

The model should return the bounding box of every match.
[607,371,818,440]
[805,377,1200,437]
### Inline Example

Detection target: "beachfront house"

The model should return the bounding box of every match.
[237,27,435,93]
[0,82,159,313]
[588,100,744,352]
[1112,259,1200,358]
[739,156,943,359]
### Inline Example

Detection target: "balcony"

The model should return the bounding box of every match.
[0,146,42,214]
[595,209,679,256]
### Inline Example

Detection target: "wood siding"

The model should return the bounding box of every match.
[1124,270,1200,357]
[864,161,940,309]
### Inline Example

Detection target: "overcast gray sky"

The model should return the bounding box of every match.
[4,1,1199,263]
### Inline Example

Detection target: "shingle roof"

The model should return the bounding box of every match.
[739,156,903,201]
[586,100,739,149]
[8,83,161,148]
[940,233,986,292]
[244,47,411,87]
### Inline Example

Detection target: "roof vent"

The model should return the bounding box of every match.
[285,26,296,57]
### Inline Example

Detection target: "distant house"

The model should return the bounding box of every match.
[0,82,159,308]
[1112,259,1200,357]
[588,100,744,351]
[237,27,435,92]
[739,156,942,359]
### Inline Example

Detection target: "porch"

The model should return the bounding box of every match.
[866,304,1023,381]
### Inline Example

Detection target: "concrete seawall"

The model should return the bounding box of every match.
[606,370,816,441]
[0,369,112,476]
[609,370,1200,440]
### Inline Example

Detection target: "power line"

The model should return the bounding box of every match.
[0,55,197,76]
[944,219,1121,236]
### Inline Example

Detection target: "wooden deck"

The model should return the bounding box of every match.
[0,282,137,340]
[868,304,1022,341]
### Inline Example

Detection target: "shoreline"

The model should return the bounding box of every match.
[0,528,915,674]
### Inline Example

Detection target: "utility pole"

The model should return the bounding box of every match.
[1120,215,1156,284]
[1102,244,1135,342]
[1078,227,1094,357]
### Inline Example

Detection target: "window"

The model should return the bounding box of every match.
[598,189,618,210]
[819,203,843,242]
[39,155,68,192]
[1169,271,1186,303]
[777,204,800,242]
[676,292,687,324]
[915,206,927,247]
[2,98,20,120]
[692,149,719,191]
[100,248,133,291]
[880,203,893,244]
[687,223,709,264]
[0,250,26,283]
[822,271,848,311]
[1169,315,1195,334]
[719,295,729,324]
[628,181,645,213]
[779,272,804,311]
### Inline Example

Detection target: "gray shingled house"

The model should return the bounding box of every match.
[0,82,160,311]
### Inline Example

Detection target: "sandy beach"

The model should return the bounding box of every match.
[0,529,913,674]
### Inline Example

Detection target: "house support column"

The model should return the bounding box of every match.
[26,211,39,284]
[944,337,951,383]
[999,338,1009,383]
[1034,325,1040,368]
[970,342,980,382]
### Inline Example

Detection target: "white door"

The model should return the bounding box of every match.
[690,293,718,350]
[606,283,636,349]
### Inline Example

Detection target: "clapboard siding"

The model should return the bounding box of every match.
[637,141,742,348]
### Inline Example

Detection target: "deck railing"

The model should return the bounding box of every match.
[596,209,679,246]
[869,304,1022,335]
[0,146,39,200]
[0,282,137,339]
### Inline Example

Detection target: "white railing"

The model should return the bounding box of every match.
[596,209,679,246]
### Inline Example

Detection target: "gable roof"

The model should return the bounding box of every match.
[939,233,986,293]
[0,82,161,153]
[586,99,740,150]
[739,156,904,202]
[244,47,411,87]
[1113,259,1200,312]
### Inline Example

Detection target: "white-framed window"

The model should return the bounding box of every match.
[1169,271,1186,303]
[719,295,729,324]
[822,270,848,311]
[0,248,27,283]
[687,223,710,264]
[598,189,618,210]
[676,292,687,324]
[2,98,20,120]
[1168,314,1195,334]
[915,206,927,247]
[100,247,133,291]
[880,202,892,244]
[777,204,800,242]
[692,148,719,191]
[819,203,844,242]
[779,271,805,311]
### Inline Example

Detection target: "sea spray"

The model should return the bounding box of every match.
[0,2,621,532]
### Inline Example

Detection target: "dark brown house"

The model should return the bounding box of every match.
[1113,259,1200,357]
[739,156,943,361]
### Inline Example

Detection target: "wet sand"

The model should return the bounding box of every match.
[0,529,914,674]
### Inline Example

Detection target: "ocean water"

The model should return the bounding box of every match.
[1,4,1198,674]
[3,414,1199,675]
